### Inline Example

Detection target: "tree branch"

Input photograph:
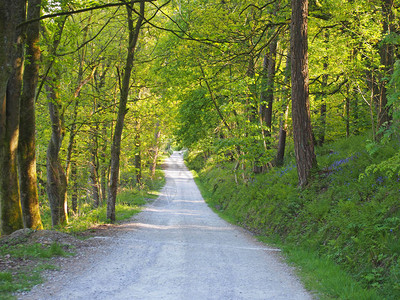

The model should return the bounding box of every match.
[198,61,231,132]
[18,1,155,27]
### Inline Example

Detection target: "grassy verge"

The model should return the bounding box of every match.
[1,163,166,299]
[39,168,166,234]
[188,133,398,299]
[193,173,381,299]
[0,242,69,299]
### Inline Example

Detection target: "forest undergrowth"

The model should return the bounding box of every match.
[186,133,400,299]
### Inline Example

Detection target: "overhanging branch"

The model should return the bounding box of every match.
[18,0,155,27]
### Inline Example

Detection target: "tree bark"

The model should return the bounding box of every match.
[275,53,291,167]
[46,80,68,226]
[290,0,317,187]
[260,37,278,139]
[150,120,161,179]
[134,121,142,187]
[107,1,144,222]
[18,0,43,230]
[70,161,78,214]
[90,124,101,207]
[42,15,68,227]
[377,0,395,132]
[0,0,26,235]
[316,68,328,146]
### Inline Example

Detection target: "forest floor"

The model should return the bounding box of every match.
[12,152,313,300]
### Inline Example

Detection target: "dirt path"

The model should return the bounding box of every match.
[20,152,313,300]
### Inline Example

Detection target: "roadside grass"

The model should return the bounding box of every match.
[40,168,165,234]
[1,162,166,299]
[0,264,60,299]
[195,172,378,299]
[188,133,397,299]
[0,242,68,299]
[257,237,381,300]
[0,242,70,259]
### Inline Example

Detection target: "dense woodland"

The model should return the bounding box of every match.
[0,0,399,296]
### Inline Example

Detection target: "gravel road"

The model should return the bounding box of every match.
[21,152,313,300]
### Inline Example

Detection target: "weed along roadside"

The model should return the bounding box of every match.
[185,133,399,300]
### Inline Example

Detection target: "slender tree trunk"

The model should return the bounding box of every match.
[275,104,290,166]
[40,13,67,227]
[107,1,144,222]
[46,80,68,226]
[90,124,101,207]
[0,1,26,235]
[377,0,395,132]
[290,0,317,187]
[70,161,78,214]
[263,37,278,137]
[275,52,291,167]
[345,85,350,138]
[150,121,161,179]
[101,123,108,203]
[18,0,43,230]
[316,58,328,146]
[134,120,142,187]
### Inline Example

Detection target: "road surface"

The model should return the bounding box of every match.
[21,152,313,300]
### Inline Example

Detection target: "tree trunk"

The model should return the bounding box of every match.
[46,81,68,226]
[101,123,108,204]
[377,0,395,132]
[275,104,289,167]
[261,37,278,138]
[345,91,350,138]
[150,121,161,179]
[90,125,101,208]
[290,0,317,187]
[70,161,78,214]
[107,1,144,222]
[316,57,328,146]
[0,0,26,235]
[134,121,142,187]
[18,0,43,230]
[275,52,291,167]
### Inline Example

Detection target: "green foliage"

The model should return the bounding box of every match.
[0,241,68,299]
[176,87,218,149]
[0,264,59,299]
[192,132,400,298]
[0,242,69,259]
[60,179,163,233]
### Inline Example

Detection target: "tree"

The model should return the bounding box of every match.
[377,0,396,133]
[43,15,69,227]
[275,51,291,167]
[0,0,25,234]
[107,0,145,222]
[290,0,317,187]
[18,0,43,230]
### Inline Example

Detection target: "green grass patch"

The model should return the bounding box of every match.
[0,242,67,299]
[56,170,165,234]
[0,242,70,259]
[0,264,59,299]
[257,236,380,300]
